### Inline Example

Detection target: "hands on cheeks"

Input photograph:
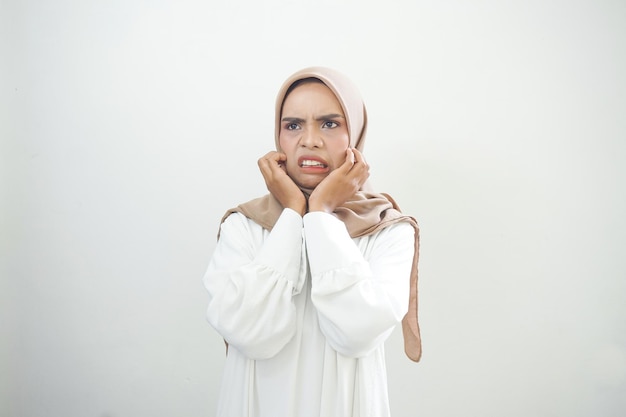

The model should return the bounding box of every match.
[258,148,369,216]
[308,148,369,213]
[258,151,307,216]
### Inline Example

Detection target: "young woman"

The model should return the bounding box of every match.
[203,67,421,417]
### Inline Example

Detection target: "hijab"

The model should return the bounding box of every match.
[219,67,422,362]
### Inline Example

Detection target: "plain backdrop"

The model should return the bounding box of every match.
[2,0,625,416]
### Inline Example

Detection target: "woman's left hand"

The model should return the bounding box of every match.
[308,148,369,213]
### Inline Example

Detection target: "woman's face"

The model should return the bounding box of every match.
[279,81,350,190]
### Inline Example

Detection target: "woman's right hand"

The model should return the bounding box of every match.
[258,151,307,216]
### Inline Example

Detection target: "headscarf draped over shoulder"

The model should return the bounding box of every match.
[219,66,422,362]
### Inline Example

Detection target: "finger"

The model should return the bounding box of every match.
[269,152,286,162]
[258,151,275,168]
[345,149,369,187]
[352,148,368,167]
[260,151,278,161]
[268,153,288,174]
[334,148,355,174]
[259,152,285,171]
[352,149,369,174]
[258,159,274,183]
[352,148,362,162]
[342,148,367,176]
[258,152,279,181]
[258,155,273,177]
[346,147,356,164]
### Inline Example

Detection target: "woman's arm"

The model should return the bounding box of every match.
[304,212,414,358]
[203,209,304,359]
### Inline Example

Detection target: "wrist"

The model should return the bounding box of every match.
[307,198,332,214]
[286,200,306,216]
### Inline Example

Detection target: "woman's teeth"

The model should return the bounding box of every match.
[301,160,326,167]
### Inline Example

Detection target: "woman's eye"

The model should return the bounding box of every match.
[323,121,338,129]
[286,123,300,130]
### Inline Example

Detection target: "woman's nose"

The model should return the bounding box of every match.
[299,128,323,148]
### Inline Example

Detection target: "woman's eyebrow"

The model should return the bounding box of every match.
[281,116,305,123]
[315,113,345,121]
[281,114,345,123]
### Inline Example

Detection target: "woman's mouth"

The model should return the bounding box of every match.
[300,160,327,167]
[298,156,328,168]
[298,156,329,172]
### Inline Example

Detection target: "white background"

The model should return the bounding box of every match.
[2,0,625,416]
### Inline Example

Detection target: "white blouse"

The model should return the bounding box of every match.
[203,208,414,417]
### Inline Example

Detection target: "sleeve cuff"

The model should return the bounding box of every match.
[255,208,303,276]
[303,211,363,276]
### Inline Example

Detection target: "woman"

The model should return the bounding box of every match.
[203,67,421,417]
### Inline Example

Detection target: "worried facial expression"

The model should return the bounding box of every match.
[278,81,350,190]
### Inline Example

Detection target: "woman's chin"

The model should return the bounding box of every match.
[289,172,326,191]
[294,178,323,191]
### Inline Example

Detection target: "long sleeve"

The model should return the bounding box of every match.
[303,212,414,358]
[203,209,305,360]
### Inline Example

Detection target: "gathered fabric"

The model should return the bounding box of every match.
[220,66,422,362]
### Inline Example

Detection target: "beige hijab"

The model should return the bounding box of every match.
[220,67,422,362]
